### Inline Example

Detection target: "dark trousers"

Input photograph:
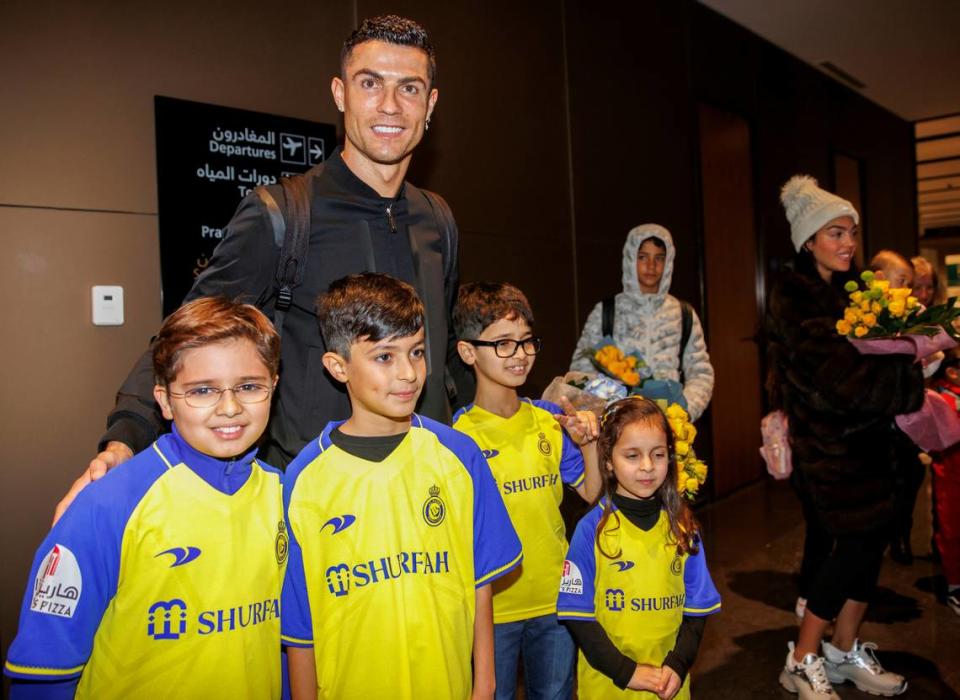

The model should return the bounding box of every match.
[805,530,889,621]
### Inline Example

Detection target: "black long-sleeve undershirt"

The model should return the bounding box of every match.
[564,493,708,689]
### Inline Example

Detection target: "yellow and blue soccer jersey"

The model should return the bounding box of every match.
[281,414,522,700]
[557,503,720,699]
[453,398,585,624]
[4,427,286,699]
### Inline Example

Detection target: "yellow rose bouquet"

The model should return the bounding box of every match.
[836,270,960,453]
[659,401,707,501]
[836,270,960,352]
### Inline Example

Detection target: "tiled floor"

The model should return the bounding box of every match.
[691,476,960,698]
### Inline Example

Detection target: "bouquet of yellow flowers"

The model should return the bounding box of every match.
[660,401,708,501]
[591,342,651,387]
[836,270,959,343]
[835,269,960,452]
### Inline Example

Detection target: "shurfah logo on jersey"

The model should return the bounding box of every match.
[422,484,446,526]
[276,520,289,565]
[146,598,280,640]
[325,551,451,597]
[559,560,583,595]
[605,588,625,612]
[31,544,82,618]
[537,432,552,456]
[148,599,188,640]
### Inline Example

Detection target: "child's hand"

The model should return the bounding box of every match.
[627,664,664,693]
[657,666,682,699]
[553,396,599,446]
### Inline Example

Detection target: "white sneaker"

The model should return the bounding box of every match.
[795,596,807,620]
[779,642,841,699]
[823,639,907,696]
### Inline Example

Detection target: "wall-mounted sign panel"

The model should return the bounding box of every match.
[154,95,337,316]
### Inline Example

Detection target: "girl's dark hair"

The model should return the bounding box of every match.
[594,397,700,558]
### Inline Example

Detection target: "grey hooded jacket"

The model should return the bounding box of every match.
[569,224,715,421]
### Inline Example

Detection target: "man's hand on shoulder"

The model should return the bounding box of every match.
[52,442,133,525]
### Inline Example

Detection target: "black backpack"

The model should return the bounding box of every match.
[601,297,693,382]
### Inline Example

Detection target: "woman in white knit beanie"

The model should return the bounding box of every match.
[765,175,919,699]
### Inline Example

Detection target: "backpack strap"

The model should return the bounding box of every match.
[678,300,693,383]
[419,189,460,407]
[255,174,311,339]
[420,189,456,285]
[602,297,615,338]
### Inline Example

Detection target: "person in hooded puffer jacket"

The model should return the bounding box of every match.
[569,224,714,422]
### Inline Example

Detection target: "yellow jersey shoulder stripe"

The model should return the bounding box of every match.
[556,610,596,620]
[281,634,314,646]
[570,472,585,488]
[5,660,85,677]
[476,551,522,587]
[683,602,722,614]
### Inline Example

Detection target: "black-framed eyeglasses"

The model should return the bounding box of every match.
[466,336,542,358]
[166,383,273,409]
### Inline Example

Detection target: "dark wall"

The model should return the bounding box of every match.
[690,7,917,277]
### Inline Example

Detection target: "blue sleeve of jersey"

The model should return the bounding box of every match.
[4,483,124,681]
[682,540,721,616]
[280,452,315,648]
[9,678,79,700]
[557,512,599,620]
[532,400,585,487]
[468,446,522,587]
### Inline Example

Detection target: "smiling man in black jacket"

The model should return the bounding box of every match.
[56,15,468,518]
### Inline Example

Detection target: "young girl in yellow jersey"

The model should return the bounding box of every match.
[557,397,720,699]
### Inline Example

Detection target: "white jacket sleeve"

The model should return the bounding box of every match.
[681,310,714,422]
[570,302,604,373]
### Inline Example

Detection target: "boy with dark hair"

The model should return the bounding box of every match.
[452,281,600,700]
[5,297,285,699]
[282,273,522,699]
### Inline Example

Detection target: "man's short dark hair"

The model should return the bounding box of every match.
[453,282,535,340]
[317,273,424,357]
[341,15,437,86]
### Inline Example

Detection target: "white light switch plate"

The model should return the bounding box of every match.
[92,286,124,326]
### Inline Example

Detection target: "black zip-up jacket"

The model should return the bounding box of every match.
[100,148,471,467]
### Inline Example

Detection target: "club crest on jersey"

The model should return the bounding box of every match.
[31,544,82,618]
[276,520,288,565]
[605,588,625,612]
[537,432,552,456]
[559,560,583,595]
[671,555,683,576]
[611,560,635,572]
[148,599,188,640]
[422,484,446,527]
[155,546,202,568]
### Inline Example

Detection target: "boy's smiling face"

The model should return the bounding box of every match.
[324,328,426,435]
[153,338,275,459]
[459,315,536,390]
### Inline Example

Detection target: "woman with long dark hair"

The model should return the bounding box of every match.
[767,176,923,698]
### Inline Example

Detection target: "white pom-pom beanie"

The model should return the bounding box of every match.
[780,175,859,252]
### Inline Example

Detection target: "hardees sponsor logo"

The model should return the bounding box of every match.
[31,544,82,618]
[559,559,583,595]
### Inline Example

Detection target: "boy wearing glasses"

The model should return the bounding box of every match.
[282,273,522,699]
[5,297,285,699]
[452,281,600,700]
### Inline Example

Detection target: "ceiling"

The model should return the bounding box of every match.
[699,0,960,233]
